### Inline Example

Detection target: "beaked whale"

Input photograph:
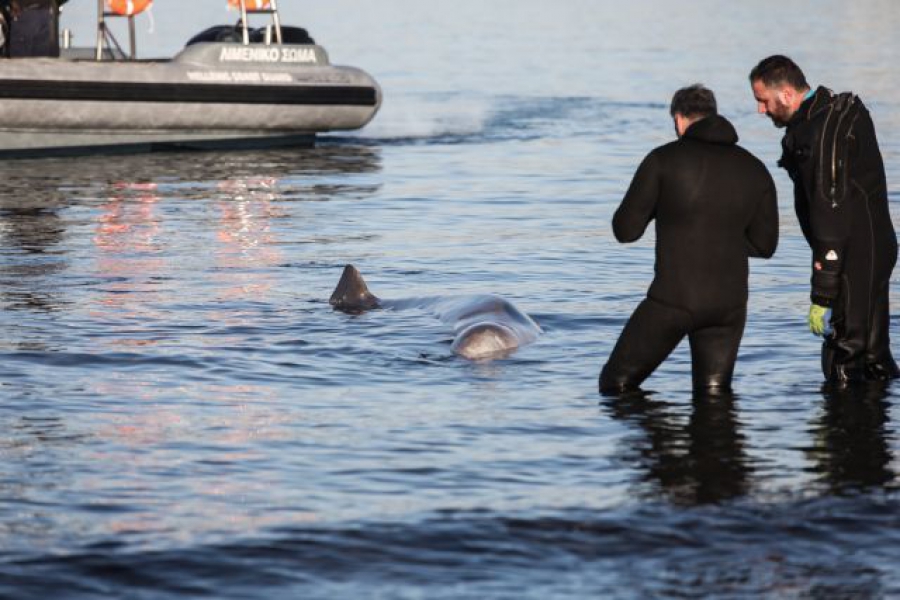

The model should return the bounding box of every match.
[329,264,542,360]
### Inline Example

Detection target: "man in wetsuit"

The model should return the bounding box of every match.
[599,84,779,394]
[750,55,899,384]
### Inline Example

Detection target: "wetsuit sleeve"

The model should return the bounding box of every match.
[805,109,869,307]
[746,170,779,259]
[793,183,812,244]
[809,240,849,306]
[613,152,660,243]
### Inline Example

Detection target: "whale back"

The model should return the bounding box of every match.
[330,264,380,313]
[437,295,540,336]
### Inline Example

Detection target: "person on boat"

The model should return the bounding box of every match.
[4,0,66,58]
[0,0,15,56]
[599,84,779,395]
[0,5,8,57]
[750,55,899,385]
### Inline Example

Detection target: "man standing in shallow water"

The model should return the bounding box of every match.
[599,84,778,395]
[750,55,899,384]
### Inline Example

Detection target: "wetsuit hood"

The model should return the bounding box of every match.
[682,114,738,145]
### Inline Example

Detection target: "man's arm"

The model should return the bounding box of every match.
[612,152,660,243]
[807,209,850,308]
[746,172,779,258]
[804,100,870,307]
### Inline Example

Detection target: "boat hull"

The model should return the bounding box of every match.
[0,42,381,156]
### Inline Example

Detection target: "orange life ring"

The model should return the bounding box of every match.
[228,0,271,10]
[106,0,153,16]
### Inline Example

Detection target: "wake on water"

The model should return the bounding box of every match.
[322,95,662,146]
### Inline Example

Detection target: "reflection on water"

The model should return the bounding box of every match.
[3,144,382,188]
[808,382,896,493]
[214,177,284,300]
[603,391,751,505]
[605,383,899,507]
[0,194,68,314]
[0,144,382,317]
[93,182,166,319]
[3,0,900,593]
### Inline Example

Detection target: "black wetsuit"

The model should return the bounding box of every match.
[600,115,779,393]
[779,86,899,383]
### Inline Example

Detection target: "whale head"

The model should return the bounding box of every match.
[330,264,381,313]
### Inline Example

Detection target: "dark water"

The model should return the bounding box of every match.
[1,0,899,597]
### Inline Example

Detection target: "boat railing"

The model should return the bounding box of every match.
[232,0,283,46]
[93,0,285,63]
[94,0,151,61]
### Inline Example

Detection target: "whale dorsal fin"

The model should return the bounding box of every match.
[330,264,381,312]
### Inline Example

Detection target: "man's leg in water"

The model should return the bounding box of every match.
[600,297,692,394]
[824,276,900,382]
[688,307,746,392]
[823,225,899,383]
[864,263,900,379]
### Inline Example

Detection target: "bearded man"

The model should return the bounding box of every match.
[750,55,899,384]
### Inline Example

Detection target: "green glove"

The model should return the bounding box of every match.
[808,303,829,336]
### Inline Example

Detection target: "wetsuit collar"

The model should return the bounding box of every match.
[790,86,831,125]
[682,114,738,145]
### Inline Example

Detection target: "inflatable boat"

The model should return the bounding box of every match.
[0,0,381,157]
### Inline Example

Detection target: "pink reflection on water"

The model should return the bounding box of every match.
[90,182,168,334]
[213,177,285,301]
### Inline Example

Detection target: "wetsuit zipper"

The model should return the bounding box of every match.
[829,96,853,208]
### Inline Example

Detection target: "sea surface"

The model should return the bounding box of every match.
[2,0,900,598]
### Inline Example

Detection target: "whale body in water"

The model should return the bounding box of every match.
[329,264,542,360]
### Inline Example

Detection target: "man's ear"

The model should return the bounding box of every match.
[673,114,689,137]
[779,86,796,107]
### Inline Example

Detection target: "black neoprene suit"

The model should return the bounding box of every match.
[600,115,779,393]
[780,87,899,382]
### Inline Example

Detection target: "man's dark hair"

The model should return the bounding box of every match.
[669,84,717,119]
[749,55,808,90]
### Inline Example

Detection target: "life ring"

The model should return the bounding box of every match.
[228,0,271,10]
[106,0,153,16]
